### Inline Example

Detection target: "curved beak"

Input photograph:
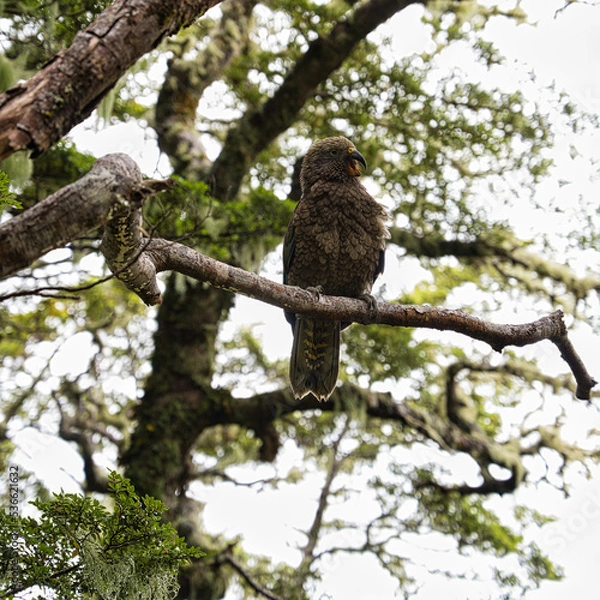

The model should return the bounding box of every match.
[347,148,367,176]
[350,149,367,170]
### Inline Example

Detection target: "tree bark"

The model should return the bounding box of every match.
[0,0,223,162]
[0,154,166,278]
[122,275,234,501]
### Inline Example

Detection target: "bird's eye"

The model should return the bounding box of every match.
[329,149,338,156]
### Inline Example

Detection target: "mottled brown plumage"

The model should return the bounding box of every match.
[283,137,389,401]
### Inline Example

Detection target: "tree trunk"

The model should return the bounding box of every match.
[122,276,234,502]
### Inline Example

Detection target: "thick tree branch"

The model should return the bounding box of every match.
[179,383,527,495]
[242,382,597,496]
[155,0,256,178]
[0,0,223,161]
[2,142,593,400]
[0,154,170,279]
[106,236,596,399]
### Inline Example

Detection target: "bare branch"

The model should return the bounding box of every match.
[55,392,109,494]
[111,236,596,400]
[5,145,589,399]
[220,554,284,600]
[0,267,121,302]
[190,468,282,489]
[301,416,350,566]
[193,383,591,497]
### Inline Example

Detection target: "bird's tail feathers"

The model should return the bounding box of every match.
[289,317,340,402]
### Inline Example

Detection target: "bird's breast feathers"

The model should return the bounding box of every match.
[288,184,388,296]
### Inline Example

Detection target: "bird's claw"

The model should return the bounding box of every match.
[359,293,379,321]
[306,285,324,301]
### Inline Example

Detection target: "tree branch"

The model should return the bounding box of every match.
[107,236,596,400]
[301,416,350,565]
[133,371,595,498]
[220,554,284,600]
[196,383,526,495]
[155,0,256,179]
[2,143,593,400]
[209,0,424,200]
[392,227,600,304]
[0,0,224,161]
[55,393,110,494]
[0,153,171,280]
[1,151,594,405]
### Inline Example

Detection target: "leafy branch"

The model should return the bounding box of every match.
[0,172,20,212]
[0,472,203,600]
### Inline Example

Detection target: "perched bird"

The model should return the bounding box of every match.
[283,136,389,401]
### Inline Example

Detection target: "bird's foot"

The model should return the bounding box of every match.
[306,285,324,301]
[359,293,379,321]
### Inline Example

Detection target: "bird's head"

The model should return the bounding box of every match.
[300,136,367,190]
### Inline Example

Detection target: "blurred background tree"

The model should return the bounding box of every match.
[1,0,599,598]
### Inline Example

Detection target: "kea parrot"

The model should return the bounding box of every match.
[283,136,390,401]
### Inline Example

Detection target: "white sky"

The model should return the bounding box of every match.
[9,1,600,599]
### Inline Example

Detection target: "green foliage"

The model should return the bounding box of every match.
[401,261,484,307]
[0,472,203,600]
[0,153,33,191]
[343,324,435,385]
[411,479,563,592]
[0,54,19,92]
[0,299,66,358]
[0,172,21,212]
[1,0,111,70]
[146,177,294,268]
[82,277,148,330]
[416,484,522,554]
[32,141,96,194]
[10,141,97,211]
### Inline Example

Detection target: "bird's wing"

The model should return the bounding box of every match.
[283,219,295,286]
[374,247,385,283]
[282,217,296,327]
